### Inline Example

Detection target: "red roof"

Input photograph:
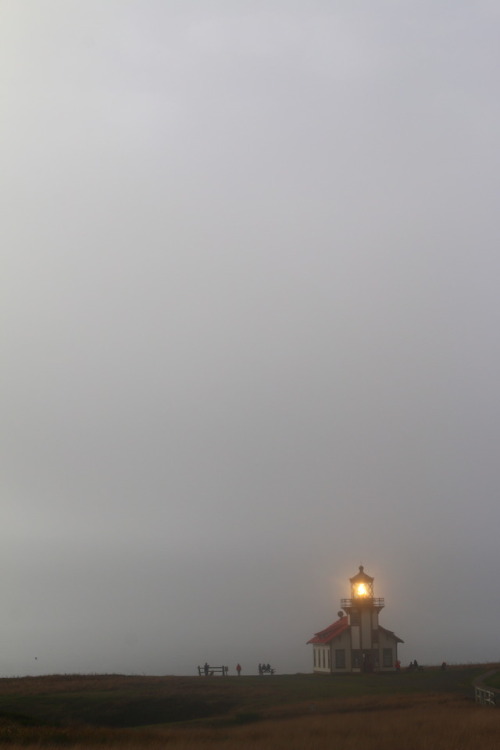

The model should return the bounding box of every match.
[307,616,349,645]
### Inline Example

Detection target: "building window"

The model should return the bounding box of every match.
[322,650,326,668]
[383,649,393,668]
[335,649,346,669]
[328,649,331,668]
[350,610,360,626]
[352,650,361,669]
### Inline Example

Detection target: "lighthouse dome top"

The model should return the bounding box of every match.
[350,565,374,584]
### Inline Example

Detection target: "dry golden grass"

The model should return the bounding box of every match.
[0,669,497,748]
[0,674,170,695]
[0,692,498,749]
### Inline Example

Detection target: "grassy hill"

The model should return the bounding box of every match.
[0,665,497,748]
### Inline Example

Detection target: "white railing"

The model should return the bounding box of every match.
[475,685,496,706]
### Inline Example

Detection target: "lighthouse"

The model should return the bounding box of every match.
[307,566,403,673]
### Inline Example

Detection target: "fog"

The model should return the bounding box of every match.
[2,1,500,676]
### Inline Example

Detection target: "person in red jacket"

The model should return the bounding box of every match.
[236,663,241,676]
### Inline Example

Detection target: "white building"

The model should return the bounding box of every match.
[307,566,403,673]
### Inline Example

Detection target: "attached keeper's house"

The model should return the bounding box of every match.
[307,566,403,673]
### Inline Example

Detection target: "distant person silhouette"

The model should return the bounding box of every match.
[236,663,241,676]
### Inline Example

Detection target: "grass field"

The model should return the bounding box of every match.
[0,665,497,748]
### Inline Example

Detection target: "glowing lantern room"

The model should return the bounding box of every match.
[350,565,374,599]
[307,566,403,673]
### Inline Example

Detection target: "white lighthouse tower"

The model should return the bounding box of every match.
[341,565,386,671]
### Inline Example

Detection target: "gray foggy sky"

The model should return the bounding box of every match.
[2,0,500,676]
